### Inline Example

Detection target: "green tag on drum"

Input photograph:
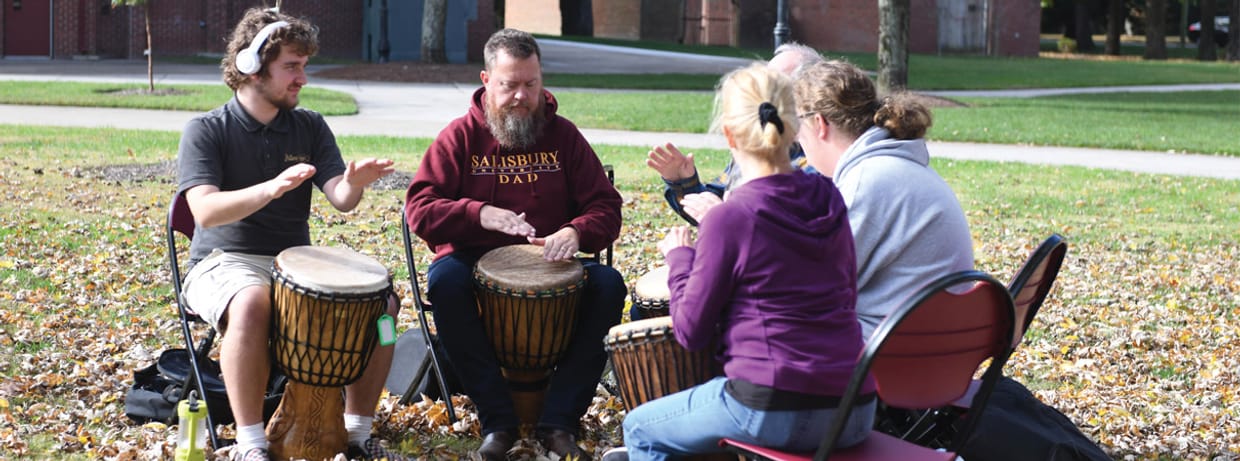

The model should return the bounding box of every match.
[377,314,397,346]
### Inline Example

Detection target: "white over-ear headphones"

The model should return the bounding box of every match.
[235,20,290,75]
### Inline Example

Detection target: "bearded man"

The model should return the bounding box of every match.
[403,28,624,461]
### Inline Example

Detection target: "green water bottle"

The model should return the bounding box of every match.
[175,390,207,461]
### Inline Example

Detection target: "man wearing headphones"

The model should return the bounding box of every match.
[176,8,402,461]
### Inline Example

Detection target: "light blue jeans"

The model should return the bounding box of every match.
[621,376,875,461]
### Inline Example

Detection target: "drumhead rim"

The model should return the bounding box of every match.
[272,268,391,302]
[604,319,674,346]
[473,271,588,298]
[273,246,390,294]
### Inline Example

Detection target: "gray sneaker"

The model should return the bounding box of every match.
[347,437,406,461]
[232,447,270,461]
[601,446,628,461]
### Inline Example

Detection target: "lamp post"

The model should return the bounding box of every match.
[774,0,790,48]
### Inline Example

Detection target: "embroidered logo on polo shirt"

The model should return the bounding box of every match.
[285,153,311,164]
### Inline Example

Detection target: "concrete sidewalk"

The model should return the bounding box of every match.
[2,40,1240,180]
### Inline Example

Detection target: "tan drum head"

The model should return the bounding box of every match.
[634,265,671,301]
[274,246,389,294]
[474,244,585,291]
[606,316,674,343]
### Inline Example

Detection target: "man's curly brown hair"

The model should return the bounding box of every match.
[220,8,319,91]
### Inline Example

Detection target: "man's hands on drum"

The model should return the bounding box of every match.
[658,226,695,257]
[681,192,722,224]
[529,227,579,262]
[647,143,698,182]
[481,205,537,238]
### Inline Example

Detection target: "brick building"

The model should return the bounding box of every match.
[1,0,495,62]
[505,0,1040,57]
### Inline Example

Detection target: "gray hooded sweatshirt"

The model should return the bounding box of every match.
[833,126,975,339]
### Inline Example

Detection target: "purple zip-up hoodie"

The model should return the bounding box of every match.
[666,170,874,397]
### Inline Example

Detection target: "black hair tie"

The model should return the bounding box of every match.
[758,102,784,134]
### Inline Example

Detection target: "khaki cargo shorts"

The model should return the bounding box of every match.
[181,249,274,331]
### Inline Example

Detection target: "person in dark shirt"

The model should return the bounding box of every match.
[176,8,400,461]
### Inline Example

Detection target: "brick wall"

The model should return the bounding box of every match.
[992,0,1040,56]
[39,0,363,60]
[910,0,939,54]
[507,0,562,36]
[29,0,1033,61]
[791,1,874,53]
[52,0,80,58]
[468,0,497,63]
[700,0,733,46]
[286,2,363,58]
[681,0,702,44]
[592,0,641,40]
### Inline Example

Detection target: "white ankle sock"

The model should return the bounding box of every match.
[344,414,373,445]
[234,423,268,453]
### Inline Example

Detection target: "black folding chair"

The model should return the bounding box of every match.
[166,193,224,449]
[394,207,460,424]
[167,193,289,448]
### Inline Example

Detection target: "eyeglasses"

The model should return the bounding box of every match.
[797,112,819,120]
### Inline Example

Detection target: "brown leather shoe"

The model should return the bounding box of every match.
[537,428,591,461]
[477,430,516,461]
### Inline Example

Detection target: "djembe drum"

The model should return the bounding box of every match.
[473,244,585,426]
[605,316,734,461]
[604,316,721,412]
[266,246,390,461]
[631,265,671,318]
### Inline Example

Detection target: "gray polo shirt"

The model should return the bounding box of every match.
[176,97,346,264]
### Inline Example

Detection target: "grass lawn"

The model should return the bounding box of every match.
[1,124,1238,459]
[552,89,1240,156]
[544,53,1240,91]
[0,80,358,115]
[932,90,1240,156]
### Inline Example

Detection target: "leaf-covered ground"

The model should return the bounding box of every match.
[1,153,1238,460]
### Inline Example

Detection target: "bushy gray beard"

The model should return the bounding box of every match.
[485,99,545,149]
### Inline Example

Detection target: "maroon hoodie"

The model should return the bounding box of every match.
[405,87,622,260]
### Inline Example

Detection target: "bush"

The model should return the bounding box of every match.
[1058,36,1078,53]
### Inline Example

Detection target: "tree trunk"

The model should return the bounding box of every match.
[1199,0,1218,60]
[1073,0,1097,52]
[421,0,448,64]
[1144,0,1167,60]
[144,5,153,92]
[560,0,593,36]
[877,0,909,94]
[1105,0,1123,55]
[1229,0,1239,61]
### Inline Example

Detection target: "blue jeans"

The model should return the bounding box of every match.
[426,252,625,434]
[621,376,875,461]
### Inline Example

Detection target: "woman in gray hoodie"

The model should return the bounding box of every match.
[792,60,974,340]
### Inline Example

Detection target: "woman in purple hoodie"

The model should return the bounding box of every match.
[602,63,874,461]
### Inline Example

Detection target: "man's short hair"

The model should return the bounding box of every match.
[484,29,541,71]
[220,8,318,90]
